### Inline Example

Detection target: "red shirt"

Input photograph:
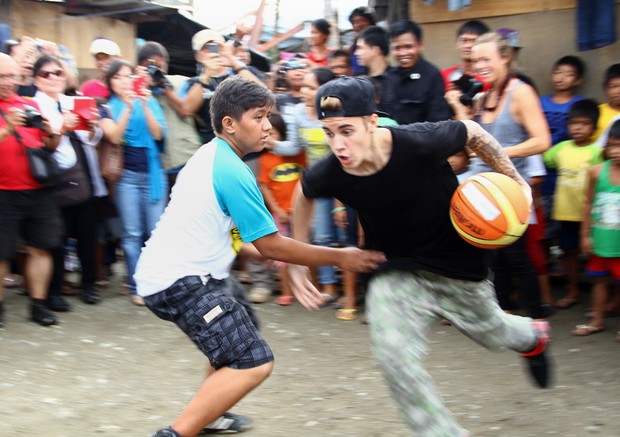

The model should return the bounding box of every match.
[0,93,47,190]
[80,79,110,100]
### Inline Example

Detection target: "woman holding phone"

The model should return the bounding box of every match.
[104,59,167,305]
[32,54,107,310]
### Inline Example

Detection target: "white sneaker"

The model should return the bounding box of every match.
[248,286,271,304]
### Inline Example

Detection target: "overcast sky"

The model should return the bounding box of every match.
[192,0,367,34]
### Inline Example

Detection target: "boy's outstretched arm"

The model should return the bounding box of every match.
[254,183,385,309]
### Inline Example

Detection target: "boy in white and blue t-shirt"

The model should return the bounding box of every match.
[135,76,385,437]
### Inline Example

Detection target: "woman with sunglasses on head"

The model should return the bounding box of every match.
[32,54,109,310]
[104,59,167,306]
[446,33,552,320]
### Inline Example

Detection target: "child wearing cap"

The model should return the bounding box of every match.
[288,76,553,436]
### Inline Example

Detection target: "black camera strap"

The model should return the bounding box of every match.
[0,106,25,146]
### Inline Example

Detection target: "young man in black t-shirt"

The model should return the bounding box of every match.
[288,76,553,437]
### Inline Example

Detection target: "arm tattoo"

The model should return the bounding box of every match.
[465,121,525,185]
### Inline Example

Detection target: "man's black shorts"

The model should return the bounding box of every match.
[143,275,274,370]
[0,189,62,260]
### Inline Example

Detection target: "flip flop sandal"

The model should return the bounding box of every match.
[571,324,604,336]
[335,308,358,321]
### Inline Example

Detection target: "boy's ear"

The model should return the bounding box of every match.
[221,115,235,134]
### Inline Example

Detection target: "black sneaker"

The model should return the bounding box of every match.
[200,412,253,434]
[46,295,71,312]
[521,336,552,388]
[31,302,58,326]
[81,287,101,305]
[149,428,181,437]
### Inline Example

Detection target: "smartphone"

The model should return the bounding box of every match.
[207,42,219,54]
[132,75,147,96]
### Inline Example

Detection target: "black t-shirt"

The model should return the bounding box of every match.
[302,120,490,281]
[186,73,233,144]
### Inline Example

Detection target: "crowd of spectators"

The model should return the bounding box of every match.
[0,7,618,344]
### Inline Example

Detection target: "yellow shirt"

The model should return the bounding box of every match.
[593,103,620,141]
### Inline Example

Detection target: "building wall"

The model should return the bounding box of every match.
[410,0,620,102]
[8,0,136,72]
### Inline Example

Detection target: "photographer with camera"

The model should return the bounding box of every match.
[32,54,108,311]
[136,42,201,189]
[0,52,62,328]
[181,29,264,144]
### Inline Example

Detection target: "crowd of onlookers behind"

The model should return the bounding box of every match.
[0,6,618,339]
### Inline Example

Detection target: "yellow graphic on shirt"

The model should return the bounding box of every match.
[270,163,303,182]
[230,227,243,254]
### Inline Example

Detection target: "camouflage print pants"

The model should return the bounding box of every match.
[367,270,537,437]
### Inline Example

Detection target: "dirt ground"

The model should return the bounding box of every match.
[1,273,620,437]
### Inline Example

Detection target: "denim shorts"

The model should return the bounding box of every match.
[144,275,274,370]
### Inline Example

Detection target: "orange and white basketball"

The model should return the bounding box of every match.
[449,172,530,249]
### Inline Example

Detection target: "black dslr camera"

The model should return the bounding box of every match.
[20,105,44,130]
[147,61,172,89]
[449,69,483,107]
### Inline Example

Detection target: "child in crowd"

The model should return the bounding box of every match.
[573,120,620,338]
[543,99,604,308]
[593,63,620,141]
[257,113,306,306]
[539,56,585,270]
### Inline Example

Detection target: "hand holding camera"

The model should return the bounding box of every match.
[448,69,483,107]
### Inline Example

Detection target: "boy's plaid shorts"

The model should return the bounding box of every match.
[144,275,274,370]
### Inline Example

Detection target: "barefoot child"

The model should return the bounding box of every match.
[543,99,604,308]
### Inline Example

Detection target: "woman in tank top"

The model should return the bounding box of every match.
[446,32,553,319]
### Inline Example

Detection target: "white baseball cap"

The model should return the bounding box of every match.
[89,39,121,56]
[191,29,225,51]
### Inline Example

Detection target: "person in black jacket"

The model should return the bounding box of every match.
[381,20,452,124]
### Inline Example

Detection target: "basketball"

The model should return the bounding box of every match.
[449,172,530,249]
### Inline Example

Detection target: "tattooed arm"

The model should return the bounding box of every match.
[461,120,532,204]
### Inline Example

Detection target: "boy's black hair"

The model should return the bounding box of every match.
[312,67,336,87]
[553,55,585,79]
[329,49,350,61]
[359,26,389,56]
[608,119,620,139]
[137,41,169,65]
[603,119,620,160]
[388,20,423,43]
[267,112,287,141]
[210,76,275,134]
[604,63,620,87]
[568,99,599,127]
[456,20,490,38]
[348,6,377,26]
[312,19,331,37]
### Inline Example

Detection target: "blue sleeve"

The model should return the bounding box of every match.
[179,79,193,99]
[213,146,277,243]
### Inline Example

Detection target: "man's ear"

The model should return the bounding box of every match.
[221,115,235,134]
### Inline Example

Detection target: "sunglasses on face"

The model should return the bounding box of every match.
[37,69,64,79]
